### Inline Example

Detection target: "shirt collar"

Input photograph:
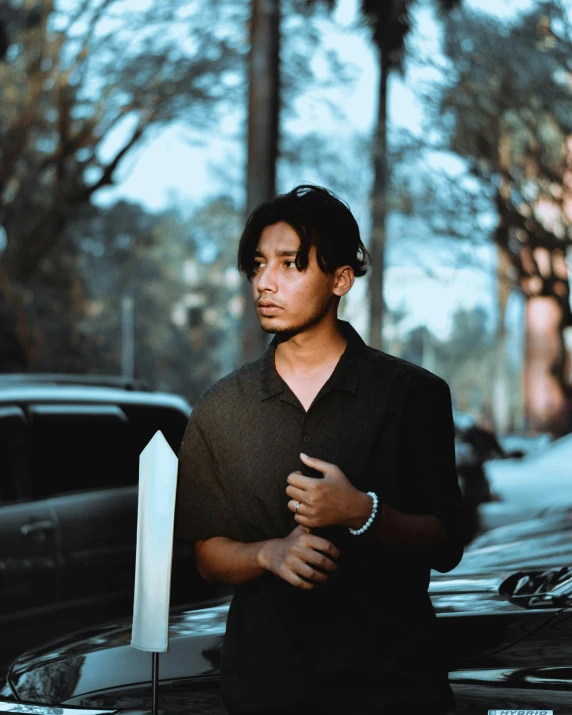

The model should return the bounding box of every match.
[258,319,367,401]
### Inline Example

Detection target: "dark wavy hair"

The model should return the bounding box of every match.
[237,184,370,281]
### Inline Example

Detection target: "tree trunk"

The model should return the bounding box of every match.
[367,51,389,350]
[492,245,512,433]
[240,0,280,365]
[523,295,571,435]
[0,265,35,371]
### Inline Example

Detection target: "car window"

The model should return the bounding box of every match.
[0,407,28,503]
[24,403,189,499]
[26,408,133,498]
[121,403,188,455]
[0,430,25,503]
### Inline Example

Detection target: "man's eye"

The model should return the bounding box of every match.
[285,260,297,269]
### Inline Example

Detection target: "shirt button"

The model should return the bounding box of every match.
[303,435,311,443]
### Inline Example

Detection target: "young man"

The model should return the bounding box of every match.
[175,185,465,715]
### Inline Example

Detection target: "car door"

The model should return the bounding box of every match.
[26,400,215,635]
[0,406,61,672]
[49,485,139,624]
[24,403,141,631]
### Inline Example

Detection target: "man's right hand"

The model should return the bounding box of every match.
[258,525,340,590]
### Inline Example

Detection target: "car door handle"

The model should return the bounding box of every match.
[21,520,55,536]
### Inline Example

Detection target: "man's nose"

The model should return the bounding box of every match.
[256,263,278,292]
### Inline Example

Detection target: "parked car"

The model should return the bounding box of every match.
[480,431,572,532]
[453,531,572,576]
[452,410,524,545]
[468,504,572,550]
[3,563,572,714]
[497,431,553,457]
[448,505,572,576]
[0,374,220,674]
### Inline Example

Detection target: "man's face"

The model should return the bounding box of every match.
[252,221,339,335]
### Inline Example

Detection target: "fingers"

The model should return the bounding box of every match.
[286,471,314,489]
[297,537,339,575]
[292,524,312,535]
[290,501,316,529]
[287,556,334,590]
[281,528,340,589]
[288,497,308,516]
[299,452,333,474]
[290,574,318,590]
[285,484,305,502]
[297,560,331,584]
[307,536,340,561]
[305,547,339,573]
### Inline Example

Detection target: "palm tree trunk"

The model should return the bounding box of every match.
[241,0,281,364]
[368,51,389,350]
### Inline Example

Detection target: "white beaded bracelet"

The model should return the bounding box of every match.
[348,491,379,535]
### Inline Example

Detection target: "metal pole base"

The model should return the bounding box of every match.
[152,652,159,715]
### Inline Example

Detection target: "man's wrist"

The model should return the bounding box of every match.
[348,490,375,530]
[256,539,275,572]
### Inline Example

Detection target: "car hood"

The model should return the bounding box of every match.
[5,569,551,705]
[452,531,572,574]
[470,510,572,550]
[7,597,229,704]
[429,571,523,614]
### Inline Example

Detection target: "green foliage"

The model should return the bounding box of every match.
[0,0,241,371]
[426,0,572,343]
[400,306,518,419]
[48,195,245,402]
[0,0,239,277]
[438,1,572,182]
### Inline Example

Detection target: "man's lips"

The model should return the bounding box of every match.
[257,301,282,313]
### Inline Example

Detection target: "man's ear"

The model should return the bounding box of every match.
[333,265,354,297]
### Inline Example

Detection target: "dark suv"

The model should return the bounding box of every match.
[0,374,217,673]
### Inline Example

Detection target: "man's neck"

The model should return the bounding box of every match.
[274,318,347,377]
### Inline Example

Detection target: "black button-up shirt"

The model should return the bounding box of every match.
[175,320,465,714]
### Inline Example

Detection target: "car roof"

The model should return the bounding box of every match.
[0,373,151,390]
[0,376,192,415]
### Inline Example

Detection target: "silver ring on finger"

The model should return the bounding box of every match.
[296,501,302,513]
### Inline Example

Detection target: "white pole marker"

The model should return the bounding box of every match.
[131,430,178,652]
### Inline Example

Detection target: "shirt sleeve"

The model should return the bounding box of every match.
[384,372,466,573]
[174,401,241,542]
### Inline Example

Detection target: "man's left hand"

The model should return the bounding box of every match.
[286,453,371,529]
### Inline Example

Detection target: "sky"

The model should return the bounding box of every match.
[94,0,538,343]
